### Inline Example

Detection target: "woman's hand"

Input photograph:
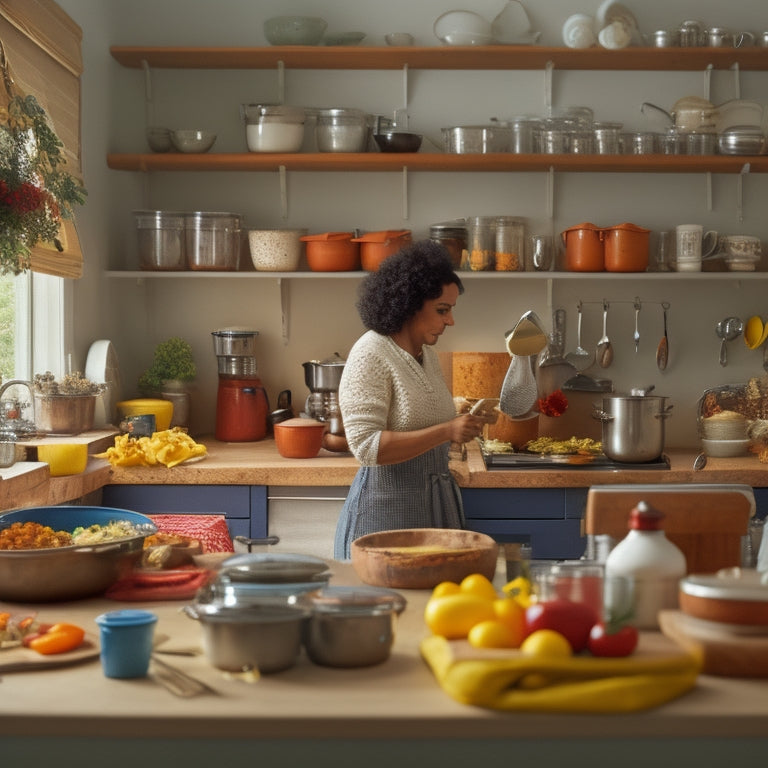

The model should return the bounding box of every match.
[448,413,488,444]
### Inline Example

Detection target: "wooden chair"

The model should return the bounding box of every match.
[584,484,755,574]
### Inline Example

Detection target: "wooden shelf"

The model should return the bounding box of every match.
[106,152,768,174]
[110,45,768,72]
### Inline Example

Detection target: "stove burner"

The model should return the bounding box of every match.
[483,452,671,470]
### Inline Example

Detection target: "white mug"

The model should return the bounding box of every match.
[675,224,718,262]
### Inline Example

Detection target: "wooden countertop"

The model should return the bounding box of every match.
[0,561,766,745]
[2,436,768,513]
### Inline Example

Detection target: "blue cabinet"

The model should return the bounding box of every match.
[101,485,268,539]
[461,488,589,560]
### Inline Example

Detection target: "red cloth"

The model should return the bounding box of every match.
[105,567,213,601]
[148,514,234,553]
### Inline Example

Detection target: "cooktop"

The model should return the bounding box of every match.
[482,452,671,471]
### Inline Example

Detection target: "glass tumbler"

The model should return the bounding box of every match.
[527,234,554,271]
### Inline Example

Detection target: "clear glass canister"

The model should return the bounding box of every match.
[464,216,496,271]
[494,216,525,271]
[134,210,187,271]
[429,220,467,270]
[593,122,622,155]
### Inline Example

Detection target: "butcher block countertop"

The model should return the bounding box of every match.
[0,561,766,759]
[2,436,768,512]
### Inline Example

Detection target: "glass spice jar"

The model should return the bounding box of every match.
[494,216,525,271]
[464,216,496,271]
[429,221,467,270]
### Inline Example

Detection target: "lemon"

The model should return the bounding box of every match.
[468,619,518,649]
[520,629,573,658]
[424,593,496,639]
[431,581,461,599]
[492,597,526,648]
[459,573,498,602]
[37,443,88,477]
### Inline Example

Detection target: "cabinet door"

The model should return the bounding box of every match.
[462,488,588,560]
[101,484,265,539]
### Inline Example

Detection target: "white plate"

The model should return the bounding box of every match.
[562,14,597,49]
[85,340,122,428]
[595,0,641,43]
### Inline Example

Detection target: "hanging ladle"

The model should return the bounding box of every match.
[565,300,593,371]
[716,316,744,367]
[596,300,613,369]
[656,302,670,371]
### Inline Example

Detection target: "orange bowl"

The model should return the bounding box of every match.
[273,418,326,458]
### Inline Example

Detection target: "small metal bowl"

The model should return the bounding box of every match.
[717,126,766,155]
[373,131,423,153]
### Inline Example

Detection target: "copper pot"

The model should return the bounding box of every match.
[602,222,651,272]
[561,222,604,272]
[300,232,361,272]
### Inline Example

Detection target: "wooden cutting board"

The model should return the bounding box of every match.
[0,633,100,673]
[659,610,768,677]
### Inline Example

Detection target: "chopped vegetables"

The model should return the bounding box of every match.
[95,427,207,468]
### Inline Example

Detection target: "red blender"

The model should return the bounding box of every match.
[212,329,268,442]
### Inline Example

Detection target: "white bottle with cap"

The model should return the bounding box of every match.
[604,500,687,630]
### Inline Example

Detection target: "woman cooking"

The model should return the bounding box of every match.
[334,240,495,560]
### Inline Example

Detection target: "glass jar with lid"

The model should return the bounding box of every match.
[494,217,525,271]
[429,220,467,270]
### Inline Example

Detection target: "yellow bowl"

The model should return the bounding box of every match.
[116,398,174,431]
[37,443,89,476]
[744,315,766,350]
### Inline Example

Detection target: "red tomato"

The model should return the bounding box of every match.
[587,622,639,657]
[524,599,598,653]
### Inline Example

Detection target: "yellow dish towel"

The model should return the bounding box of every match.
[420,635,702,713]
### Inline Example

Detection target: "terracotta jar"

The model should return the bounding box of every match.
[561,222,604,272]
[602,222,651,272]
[352,230,412,271]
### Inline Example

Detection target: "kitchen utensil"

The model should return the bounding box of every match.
[700,438,751,457]
[95,609,158,679]
[485,410,539,448]
[744,315,767,349]
[565,301,594,370]
[633,300,641,353]
[717,126,766,155]
[592,393,672,462]
[303,586,407,668]
[373,131,422,153]
[34,392,96,435]
[504,310,547,356]
[241,103,306,153]
[561,222,605,272]
[641,97,717,133]
[716,316,744,366]
[602,222,651,272]
[538,308,577,397]
[303,354,345,392]
[693,452,707,470]
[441,124,512,154]
[433,10,494,46]
[85,339,122,428]
[657,302,670,370]
[134,210,186,270]
[117,398,173,431]
[322,32,366,46]
[316,108,369,153]
[527,234,553,271]
[499,354,538,417]
[0,506,156,602]
[169,129,216,154]
[678,570,768,626]
[352,229,412,270]
[150,654,217,697]
[37,443,88,476]
[596,301,614,368]
[350,527,498,589]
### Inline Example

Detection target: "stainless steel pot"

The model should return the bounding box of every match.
[302,354,345,392]
[211,329,259,357]
[592,393,672,463]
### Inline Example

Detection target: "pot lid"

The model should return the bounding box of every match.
[351,229,411,243]
[603,221,651,234]
[220,552,331,584]
[672,95,716,112]
[212,328,259,338]
[241,103,306,121]
[300,231,355,242]
[562,221,601,233]
[308,585,407,615]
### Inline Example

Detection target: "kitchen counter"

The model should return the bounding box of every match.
[0,561,766,766]
[2,437,768,513]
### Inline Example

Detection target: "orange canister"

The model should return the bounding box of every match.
[352,230,412,271]
[561,222,605,272]
[602,222,651,272]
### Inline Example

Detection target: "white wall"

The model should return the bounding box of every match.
[59,0,768,446]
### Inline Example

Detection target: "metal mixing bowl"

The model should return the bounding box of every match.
[0,506,156,602]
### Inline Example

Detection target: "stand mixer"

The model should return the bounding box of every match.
[212,329,268,442]
[302,354,345,436]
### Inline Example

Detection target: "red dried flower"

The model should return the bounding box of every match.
[537,389,569,417]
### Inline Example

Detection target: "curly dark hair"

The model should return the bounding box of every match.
[356,239,464,334]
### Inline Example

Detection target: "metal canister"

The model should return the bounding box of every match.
[594,123,622,155]
[429,220,467,270]
[622,132,659,155]
[678,20,705,47]
[510,117,542,153]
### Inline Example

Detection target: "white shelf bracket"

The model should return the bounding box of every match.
[279,277,289,345]
[401,167,409,219]
[731,62,741,99]
[705,171,712,212]
[737,163,751,223]
[544,60,554,117]
[279,165,288,218]
[276,60,285,104]
[703,63,713,101]
[141,59,154,127]
[546,166,554,219]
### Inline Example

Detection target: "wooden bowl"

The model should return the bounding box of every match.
[679,570,768,626]
[350,528,498,589]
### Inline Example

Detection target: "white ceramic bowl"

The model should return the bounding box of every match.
[434,10,493,46]
[248,229,307,271]
[264,16,327,45]
[170,129,217,153]
[701,438,751,458]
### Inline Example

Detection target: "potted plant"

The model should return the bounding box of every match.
[32,372,105,434]
[138,337,196,427]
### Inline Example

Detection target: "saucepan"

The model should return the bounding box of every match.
[641,97,718,133]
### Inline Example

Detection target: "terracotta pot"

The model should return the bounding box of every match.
[561,222,605,272]
[486,411,539,448]
[602,222,651,272]
[352,230,411,271]
[300,232,361,272]
[273,418,326,458]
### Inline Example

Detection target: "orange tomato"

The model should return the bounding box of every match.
[492,597,526,648]
[28,623,85,655]
[431,581,461,599]
[459,573,498,602]
[468,619,519,649]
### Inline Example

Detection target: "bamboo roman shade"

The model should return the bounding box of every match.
[0,0,83,278]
